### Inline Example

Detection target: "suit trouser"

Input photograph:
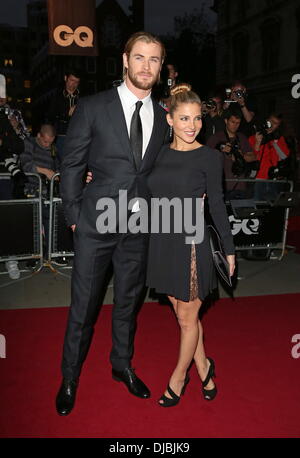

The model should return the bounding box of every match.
[61,228,148,380]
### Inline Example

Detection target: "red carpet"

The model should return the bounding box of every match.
[0,295,300,438]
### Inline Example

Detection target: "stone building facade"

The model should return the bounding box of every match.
[214,0,300,138]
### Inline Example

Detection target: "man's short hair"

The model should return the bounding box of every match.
[231,80,246,89]
[166,62,178,72]
[39,124,56,137]
[65,69,81,80]
[269,112,283,121]
[224,109,242,121]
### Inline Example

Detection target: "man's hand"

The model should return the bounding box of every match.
[9,115,19,130]
[254,132,263,150]
[221,143,232,154]
[226,254,236,277]
[236,96,245,106]
[244,151,258,162]
[71,224,76,232]
[36,167,56,180]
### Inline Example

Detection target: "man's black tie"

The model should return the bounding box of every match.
[130,101,143,170]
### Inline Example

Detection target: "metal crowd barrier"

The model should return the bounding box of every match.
[0,173,43,285]
[46,175,294,264]
[0,172,295,289]
[224,178,294,260]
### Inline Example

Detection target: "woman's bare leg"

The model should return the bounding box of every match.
[168,295,215,391]
[193,320,215,390]
[160,296,202,403]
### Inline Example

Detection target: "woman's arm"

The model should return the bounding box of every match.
[205,149,235,256]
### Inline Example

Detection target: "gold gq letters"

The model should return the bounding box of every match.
[53,25,93,47]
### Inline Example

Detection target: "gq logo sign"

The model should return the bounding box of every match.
[53,25,94,48]
[229,215,260,235]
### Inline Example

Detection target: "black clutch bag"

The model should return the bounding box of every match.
[207,225,232,287]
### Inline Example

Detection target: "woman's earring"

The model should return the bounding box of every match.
[169,126,173,138]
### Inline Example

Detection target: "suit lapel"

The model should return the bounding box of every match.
[106,89,136,169]
[106,90,168,172]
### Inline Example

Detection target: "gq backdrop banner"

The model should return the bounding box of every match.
[47,0,98,56]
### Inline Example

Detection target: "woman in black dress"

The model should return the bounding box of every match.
[146,84,235,407]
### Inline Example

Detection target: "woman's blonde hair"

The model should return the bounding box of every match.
[169,83,201,116]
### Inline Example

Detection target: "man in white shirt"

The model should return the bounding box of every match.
[56,32,169,416]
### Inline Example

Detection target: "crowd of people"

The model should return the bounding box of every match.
[0,31,298,415]
[0,70,80,277]
[0,56,298,278]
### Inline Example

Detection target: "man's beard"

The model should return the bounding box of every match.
[127,67,158,91]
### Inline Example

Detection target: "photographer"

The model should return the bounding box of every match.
[20,124,66,266]
[0,74,28,200]
[249,113,290,201]
[202,94,225,142]
[0,74,30,279]
[46,69,81,162]
[207,111,257,199]
[155,62,179,111]
[223,81,256,137]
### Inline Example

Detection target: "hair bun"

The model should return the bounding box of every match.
[170,83,192,97]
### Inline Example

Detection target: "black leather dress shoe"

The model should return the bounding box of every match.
[112,367,150,399]
[56,378,78,416]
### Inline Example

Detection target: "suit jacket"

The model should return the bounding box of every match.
[60,88,169,232]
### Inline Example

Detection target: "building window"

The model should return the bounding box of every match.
[86,57,96,74]
[4,58,13,67]
[102,16,121,47]
[260,18,281,72]
[232,32,249,78]
[106,57,117,76]
[24,80,31,88]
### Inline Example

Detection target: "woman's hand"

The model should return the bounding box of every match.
[86,171,93,183]
[254,132,263,150]
[226,254,235,277]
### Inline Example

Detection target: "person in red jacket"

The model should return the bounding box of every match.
[249,113,290,201]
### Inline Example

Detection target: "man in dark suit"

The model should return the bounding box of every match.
[56,32,169,415]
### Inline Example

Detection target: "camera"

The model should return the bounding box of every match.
[224,88,247,103]
[202,99,217,117]
[218,140,246,177]
[253,120,272,137]
[0,106,10,116]
[268,157,291,180]
[203,98,217,110]
[224,88,233,104]
[218,141,240,156]
[0,106,18,118]
[233,89,246,99]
